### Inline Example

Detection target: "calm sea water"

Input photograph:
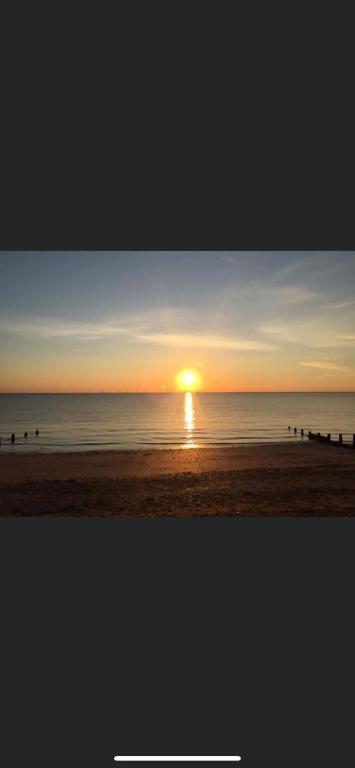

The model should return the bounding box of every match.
[0,393,354,453]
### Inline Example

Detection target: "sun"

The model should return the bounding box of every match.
[176,368,201,392]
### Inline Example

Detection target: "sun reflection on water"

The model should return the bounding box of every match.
[183,391,198,448]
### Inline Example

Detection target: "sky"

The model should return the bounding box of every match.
[0,251,355,392]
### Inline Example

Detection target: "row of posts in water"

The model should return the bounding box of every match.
[0,430,39,446]
[2,427,354,448]
[288,425,355,448]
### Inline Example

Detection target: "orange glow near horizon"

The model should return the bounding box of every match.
[2,350,355,394]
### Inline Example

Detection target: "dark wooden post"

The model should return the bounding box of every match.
[24,432,28,438]
[327,433,331,442]
[288,425,291,430]
[339,434,343,445]
[294,427,297,434]
[353,434,355,448]
[301,428,304,436]
[308,431,312,438]
[35,429,39,436]
[11,433,15,443]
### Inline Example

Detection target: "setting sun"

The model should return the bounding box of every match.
[176,368,201,392]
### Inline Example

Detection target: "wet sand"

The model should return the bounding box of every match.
[1,442,355,516]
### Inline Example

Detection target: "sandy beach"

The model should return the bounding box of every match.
[1,442,355,516]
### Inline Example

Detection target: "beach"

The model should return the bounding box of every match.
[1,442,355,516]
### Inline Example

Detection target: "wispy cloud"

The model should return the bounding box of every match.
[221,256,239,265]
[0,316,132,341]
[257,318,355,348]
[298,361,352,372]
[134,333,276,351]
[322,300,355,310]
[260,284,318,304]
[0,311,276,353]
[269,252,354,286]
[0,308,194,342]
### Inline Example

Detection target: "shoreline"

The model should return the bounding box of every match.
[0,439,305,457]
[1,442,355,516]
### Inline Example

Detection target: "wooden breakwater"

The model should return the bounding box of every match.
[288,425,355,449]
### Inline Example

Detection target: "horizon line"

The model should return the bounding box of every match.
[1,390,354,395]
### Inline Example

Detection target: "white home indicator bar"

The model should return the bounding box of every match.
[114,758,241,763]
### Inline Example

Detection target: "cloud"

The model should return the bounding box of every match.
[298,361,352,372]
[221,256,239,265]
[314,373,339,378]
[0,316,131,341]
[0,307,194,343]
[0,311,276,353]
[257,318,355,348]
[134,333,276,351]
[270,252,355,286]
[323,300,355,310]
[260,284,318,304]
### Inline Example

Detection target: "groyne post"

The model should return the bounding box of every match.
[353,434,355,449]
[11,433,15,444]
[301,428,304,436]
[339,434,343,445]
[327,433,331,442]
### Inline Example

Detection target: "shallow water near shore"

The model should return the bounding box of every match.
[0,392,354,453]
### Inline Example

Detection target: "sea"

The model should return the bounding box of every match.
[0,392,354,453]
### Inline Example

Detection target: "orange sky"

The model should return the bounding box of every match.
[2,353,354,393]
